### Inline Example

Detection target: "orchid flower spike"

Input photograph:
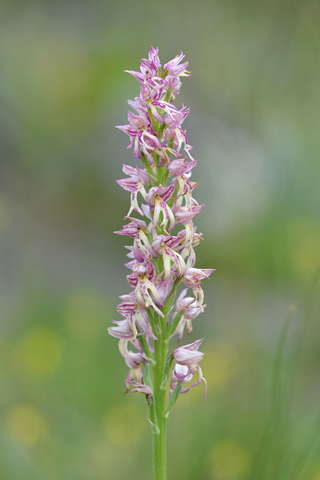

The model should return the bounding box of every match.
[109,47,214,413]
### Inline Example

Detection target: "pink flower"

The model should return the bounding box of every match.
[117,164,150,216]
[183,267,215,288]
[116,111,151,159]
[125,46,162,84]
[174,205,205,225]
[173,339,205,365]
[168,157,197,177]
[145,185,176,232]
[164,52,190,77]
[126,381,153,397]
[152,235,185,280]
[108,319,135,340]
[135,276,164,318]
[116,292,157,341]
[114,217,147,238]
[171,339,207,398]
[174,288,203,340]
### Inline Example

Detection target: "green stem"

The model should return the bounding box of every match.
[148,108,174,480]
[151,314,168,480]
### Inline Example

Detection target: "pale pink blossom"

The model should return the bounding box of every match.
[171,339,207,398]
[164,52,190,77]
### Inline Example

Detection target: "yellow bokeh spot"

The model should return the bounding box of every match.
[65,290,108,337]
[204,341,238,393]
[15,327,61,376]
[175,341,238,407]
[103,404,145,447]
[311,471,320,480]
[6,404,48,446]
[289,218,320,276]
[208,440,251,480]
[87,440,124,475]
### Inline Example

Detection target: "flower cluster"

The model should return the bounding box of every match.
[109,47,214,402]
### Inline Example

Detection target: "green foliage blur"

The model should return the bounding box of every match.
[0,1,320,479]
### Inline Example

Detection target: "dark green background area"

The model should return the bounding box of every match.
[0,1,320,479]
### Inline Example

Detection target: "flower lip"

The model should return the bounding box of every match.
[173,363,193,382]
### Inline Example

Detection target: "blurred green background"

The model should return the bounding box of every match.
[0,1,320,479]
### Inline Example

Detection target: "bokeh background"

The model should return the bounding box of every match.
[1,1,320,479]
